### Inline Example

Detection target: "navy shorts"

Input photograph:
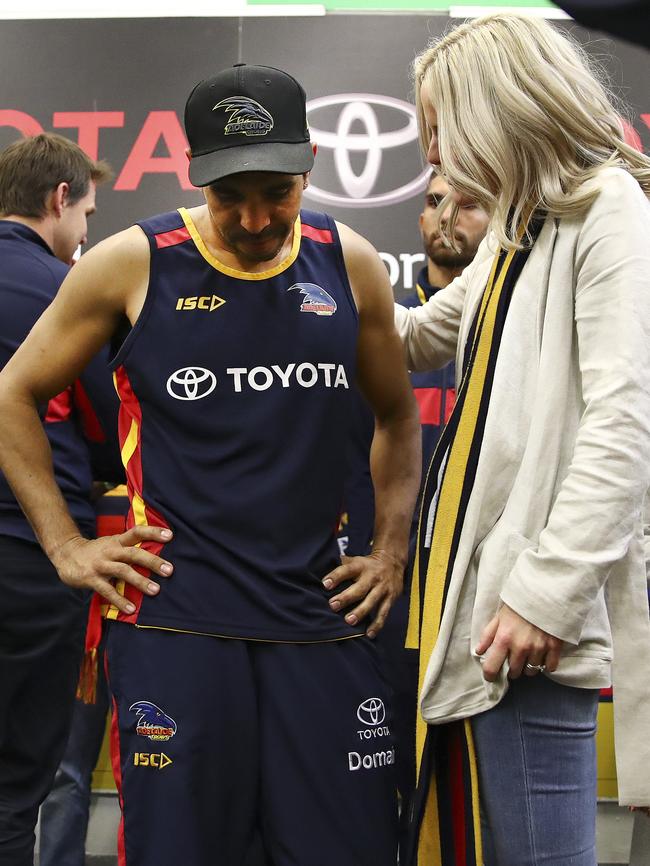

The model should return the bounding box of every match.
[105,622,398,866]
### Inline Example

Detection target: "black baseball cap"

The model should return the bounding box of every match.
[185,63,314,187]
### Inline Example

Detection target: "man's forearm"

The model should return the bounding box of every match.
[0,392,82,558]
[321,406,421,637]
[370,411,421,565]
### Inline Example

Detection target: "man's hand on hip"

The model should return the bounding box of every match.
[322,548,404,639]
[50,526,174,614]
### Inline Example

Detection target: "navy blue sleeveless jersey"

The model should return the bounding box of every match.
[108,208,362,641]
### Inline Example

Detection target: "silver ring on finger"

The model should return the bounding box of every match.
[525,662,546,673]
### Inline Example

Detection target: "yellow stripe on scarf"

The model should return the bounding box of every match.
[413,247,515,778]
[411,244,518,866]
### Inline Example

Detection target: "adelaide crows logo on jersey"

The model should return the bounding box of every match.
[213,97,274,137]
[130,701,177,742]
[288,283,337,317]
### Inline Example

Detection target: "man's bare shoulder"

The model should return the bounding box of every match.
[57,225,151,325]
[335,220,388,290]
[335,220,394,317]
[335,220,381,267]
[81,224,149,271]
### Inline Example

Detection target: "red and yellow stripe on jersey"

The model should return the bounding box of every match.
[105,367,171,622]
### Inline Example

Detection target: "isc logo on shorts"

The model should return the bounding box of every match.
[134,752,173,770]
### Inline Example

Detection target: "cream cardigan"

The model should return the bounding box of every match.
[395,167,650,805]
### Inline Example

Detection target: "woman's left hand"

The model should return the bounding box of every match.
[475,603,564,681]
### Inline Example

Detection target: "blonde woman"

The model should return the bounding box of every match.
[397,14,650,866]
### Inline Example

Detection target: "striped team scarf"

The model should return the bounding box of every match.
[402,220,542,866]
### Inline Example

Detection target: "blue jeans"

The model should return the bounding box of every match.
[38,648,110,866]
[471,675,599,866]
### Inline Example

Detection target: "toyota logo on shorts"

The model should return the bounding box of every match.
[357,698,386,726]
[305,94,429,208]
[166,367,217,401]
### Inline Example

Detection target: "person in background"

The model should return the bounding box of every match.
[0,132,111,866]
[405,171,490,545]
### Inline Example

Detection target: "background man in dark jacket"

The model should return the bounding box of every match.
[0,132,111,866]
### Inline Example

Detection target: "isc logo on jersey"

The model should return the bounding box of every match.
[176,294,226,312]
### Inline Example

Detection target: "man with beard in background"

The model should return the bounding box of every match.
[405,170,491,453]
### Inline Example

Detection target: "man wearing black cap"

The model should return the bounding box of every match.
[0,65,420,866]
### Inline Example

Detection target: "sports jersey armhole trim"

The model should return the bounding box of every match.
[178,207,301,281]
[327,216,359,323]
[108,224,155,371]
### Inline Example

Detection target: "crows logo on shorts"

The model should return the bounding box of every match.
[288,283,337,317]
[213,97,274,137]
[130,700,177,741]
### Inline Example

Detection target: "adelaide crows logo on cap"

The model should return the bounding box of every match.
[130,701,178,742]
[213,97,274,137]
[288,283,337,317]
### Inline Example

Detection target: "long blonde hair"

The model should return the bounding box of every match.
[413,14,650,249]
